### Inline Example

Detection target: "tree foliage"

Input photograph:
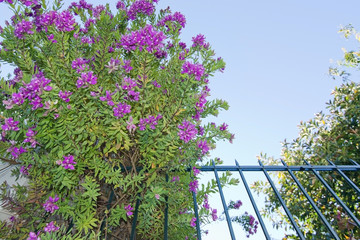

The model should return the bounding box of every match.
[0,0,246,239]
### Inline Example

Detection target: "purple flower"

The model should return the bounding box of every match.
[105,58,120,73]
[178,121,198,143]
[0,0,14,4]
[138,114,162,131]
[44,221,60,232]
[121,77,137,91]
[7,145,27,159]
[197,140,209,154]
[72,58,89,73]
[171,176,179,182]
[120,25,165,53]
[158,11,186,31]
[2,117,20,132]
[233,200,243,209]
[127,0,154,20]
[55,10,76,32]
[190,217,197,227]
[181,61,205,81]
[203,194,210,210]
[179,42,186,49]
[14,20,34,39]
[23,127,39,148]
[57,155,77,170]
[113,103,131,118]
[151,80,161,88]
[211,209,218,221]
[188,180,198,193]
[20,164,32,175]
[192,167,200,177]
[99,90,114,106]
[59,90,73,102]
[192,34,206,48]
[47,34,57,43]
[155,194,160,200]
[122,60,133,73]
[77,71,97,88]
[116,1,126,10]
[27,232,41,240]
[219,123,228,131]
[126,116,137,133]
[124,204,134,216]
[43,195,59,213]
[19,0,38,6]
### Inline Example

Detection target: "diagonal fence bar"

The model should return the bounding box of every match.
[326,159,360,195]
[281,160,340,240]
[212,160,236,240]
[258,160,306,239]
[235,160,271,239]
[303,160,360,229]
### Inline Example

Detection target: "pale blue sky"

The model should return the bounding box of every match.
[1,0,359,239]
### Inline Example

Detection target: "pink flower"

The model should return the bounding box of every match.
[124,204,134,216]
[190,217,196,227]
[211,209,218,221]
[43,195,59,213]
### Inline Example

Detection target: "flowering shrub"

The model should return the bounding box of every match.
[0,0,250,239]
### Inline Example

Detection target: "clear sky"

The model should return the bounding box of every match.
[1,0,360,239]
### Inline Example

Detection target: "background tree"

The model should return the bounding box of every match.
[253,25,360,239]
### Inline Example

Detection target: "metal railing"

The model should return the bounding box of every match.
[129,159,360,240]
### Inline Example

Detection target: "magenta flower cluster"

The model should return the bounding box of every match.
[4,73,52,110]
[72,58,90,73]
[178,120,198,143]
[59,90,73,102]
[127,0,154,20]
[192,34,209,49]
[7,144,27,159]
[138,114,162,131]
[188,179,198,193]
[57,155,77,170]
[99,90,115,106]
[181,61,205,81]
[43,195,59,213]
[14,20,34,39]
[190,217,196,227]
[20,164,32,175]
[124,204,134,216]
[2,117,19,132]
[113,102,131,118]
[36,10,76,32]
[157,12,186,31]
[27,231,40,240]
[76,71,97,88]
[120,24,166,53]
[197,140,209,155]
[23,127,39,148]
[193,86,210,121]
[44,221,60,232]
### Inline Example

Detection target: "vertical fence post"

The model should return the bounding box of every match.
[258,160,306,240]
[192,188,202,240]
[164,174,169,240]
[304,160,360,229]
[130,197,141,240]
[235,160,271,239]
[212,160,236,240]
[281,160,340,240]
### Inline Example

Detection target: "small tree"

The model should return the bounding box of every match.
[253,25,360,239]
[0,0,248,239]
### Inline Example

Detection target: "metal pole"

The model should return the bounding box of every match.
[235,160,271,239]
[259,160,305,240]
[281,160,340,240]
[304,160,360,228]
[212,160,236,240]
